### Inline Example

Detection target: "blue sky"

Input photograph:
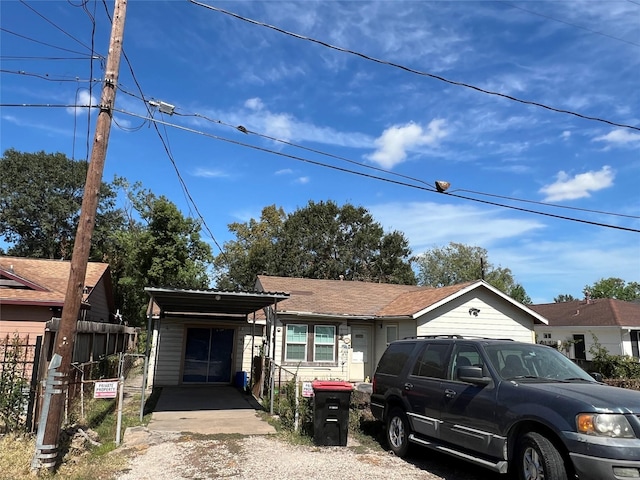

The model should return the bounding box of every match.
[1,0,639,303]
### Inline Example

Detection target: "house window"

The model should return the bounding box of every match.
[314,326,336,362]
[386,325,398,345]
[285,324,307,361]
[543,333,552,339]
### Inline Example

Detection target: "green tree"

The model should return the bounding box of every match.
[214,205,285,291]
[416,242,531,304]
[275,201,415,284]
[554,294,577,303]
[0,149,122,259]
[584,277,640,302]
[214,200,416,290]
[104,181,213,325]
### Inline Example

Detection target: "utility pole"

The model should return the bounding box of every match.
[38,0,128,467]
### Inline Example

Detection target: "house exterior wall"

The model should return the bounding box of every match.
[534,325,624,360]
[84,277,111,323]
[149,316,263,387]
[1,319,48,339]
[416,290,536,343]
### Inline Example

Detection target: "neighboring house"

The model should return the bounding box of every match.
[256,275,549,383]
[531,298,640,361]
[0,256,133,362]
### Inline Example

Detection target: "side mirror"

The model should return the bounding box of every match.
[589,372,604,382]
[458,366,492,386]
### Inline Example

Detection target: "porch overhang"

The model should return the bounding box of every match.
[145,287,289,320]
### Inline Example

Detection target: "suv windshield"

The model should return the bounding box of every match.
[484,343,594,381]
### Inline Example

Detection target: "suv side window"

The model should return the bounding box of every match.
[377,342,416,376]
[450,344,484,381]
[411,343,449,379]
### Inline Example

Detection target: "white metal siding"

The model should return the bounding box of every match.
[153,318,185,386]
[534,325,623,359]
[416,290,535,343]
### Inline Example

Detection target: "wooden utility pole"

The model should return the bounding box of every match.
[39,0,128,465]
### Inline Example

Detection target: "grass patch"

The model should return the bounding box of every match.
[0,367,158,480]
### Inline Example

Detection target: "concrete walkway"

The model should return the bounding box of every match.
[146,386,276,435]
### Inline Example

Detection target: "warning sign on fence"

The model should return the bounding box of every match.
[94,381,118,399]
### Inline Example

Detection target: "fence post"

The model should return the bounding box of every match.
[26,336,43,432]
[294,374,299,432]
[115,376,124,445]
[269,360,275,415]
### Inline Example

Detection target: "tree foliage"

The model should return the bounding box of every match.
[554,294,577,303]
[584,277,640,302]
[105,181,213,324]
[0,149,122,260]
[214,200,416,290]
[415,242,531,304]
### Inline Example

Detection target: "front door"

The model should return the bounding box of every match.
[351,326,372,381]
[183,327,234,383]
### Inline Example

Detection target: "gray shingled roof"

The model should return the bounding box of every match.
[530,298,640,327]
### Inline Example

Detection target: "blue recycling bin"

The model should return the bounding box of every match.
[235,371,247,390]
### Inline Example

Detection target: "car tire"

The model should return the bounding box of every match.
[386,408,410,457]
[516,432,567,480]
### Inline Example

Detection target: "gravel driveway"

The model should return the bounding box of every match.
[115,429,503,480]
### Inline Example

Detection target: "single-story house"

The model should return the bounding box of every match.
[531,298,640,360]
[0,255,135,362]
[255,275,549,383]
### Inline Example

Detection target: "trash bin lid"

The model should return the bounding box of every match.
[311,380,353,391]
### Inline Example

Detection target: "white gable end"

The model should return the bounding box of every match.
[416,288,536,343]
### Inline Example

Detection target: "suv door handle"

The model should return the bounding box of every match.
[403,382,413,391]
[444,389,457,398]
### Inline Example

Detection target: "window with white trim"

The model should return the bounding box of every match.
[314,325,336,362]
[285,324,307,361]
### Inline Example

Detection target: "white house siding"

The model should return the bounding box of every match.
[152,318,185,386]
[416,290,536,343]
[534,326,624,360]
[272,315,356,382]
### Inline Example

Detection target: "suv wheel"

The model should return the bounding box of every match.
[516,432,567,480]
[386,408,410,457]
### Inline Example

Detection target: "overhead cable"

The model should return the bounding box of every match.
[188,1,639,133]
[111,108,640,234]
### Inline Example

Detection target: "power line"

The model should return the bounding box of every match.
[172,108,637,221]
[0,27,95,57]
[188,1,640,133]
[0,69,101,83]
[100,0,228,260]
[18,0,101,54]
[499,1,640,48]
[0,56,97,61]
[111,108,640,234]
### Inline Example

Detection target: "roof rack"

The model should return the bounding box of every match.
[402,335,515,341]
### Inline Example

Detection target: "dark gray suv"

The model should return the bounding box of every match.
[370,336,640,480]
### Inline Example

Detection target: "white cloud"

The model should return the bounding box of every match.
[367,201,544,253]
[66,90,97,116]
[366,120,448,169]
[275,169,293,175]
[192,168,228,178]
[593,129,640,146]
[539,166,615,201]
[198,98,372,148]
[561,131,571,140]
[295,176,310,185]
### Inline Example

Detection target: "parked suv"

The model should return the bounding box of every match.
[371,336,640,480]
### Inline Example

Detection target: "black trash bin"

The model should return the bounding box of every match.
[311,380,353,446]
